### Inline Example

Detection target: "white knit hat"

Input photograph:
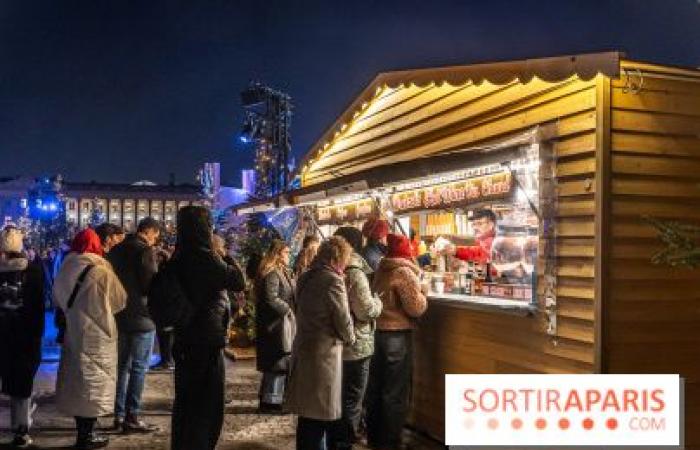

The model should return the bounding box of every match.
[0,227,24,253]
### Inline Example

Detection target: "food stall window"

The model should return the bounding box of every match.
[388,150,541,312]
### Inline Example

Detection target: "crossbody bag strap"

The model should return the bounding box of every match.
[67,265,95,310]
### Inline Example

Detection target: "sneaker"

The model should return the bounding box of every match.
[123,415,157,434]
[149,362,175,372]
[113,417,124,432]
[11,432,33,448]
[74,433,109,450]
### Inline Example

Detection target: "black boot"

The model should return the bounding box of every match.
[11,425,33,448]
[74,417,109,450]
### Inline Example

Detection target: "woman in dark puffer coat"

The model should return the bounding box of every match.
[0,227,44,447]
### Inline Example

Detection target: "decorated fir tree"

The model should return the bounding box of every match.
[645,216,700,268]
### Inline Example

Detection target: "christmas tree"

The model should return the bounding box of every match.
[644,216,700,268]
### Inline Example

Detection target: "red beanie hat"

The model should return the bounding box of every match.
[387,233,413,260]
[361,218,389,240]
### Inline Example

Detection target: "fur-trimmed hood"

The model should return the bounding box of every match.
[346,252,372,276]
[0,256,28,273]
[375,256,420,276]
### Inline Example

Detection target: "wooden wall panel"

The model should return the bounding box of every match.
[606,62,700,449]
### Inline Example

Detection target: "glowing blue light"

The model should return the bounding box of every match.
[239,135,250,144]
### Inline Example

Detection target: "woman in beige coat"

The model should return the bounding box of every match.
[285,236,355,450]
[53,229,127,450]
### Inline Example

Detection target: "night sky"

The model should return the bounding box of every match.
[1,0,699,186]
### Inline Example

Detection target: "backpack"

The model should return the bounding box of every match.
[0,270,25,313]
[147,260,193,330]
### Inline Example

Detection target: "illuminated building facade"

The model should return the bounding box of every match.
[62,182,205,231]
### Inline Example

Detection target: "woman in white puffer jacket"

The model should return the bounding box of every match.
[53,228,127,450]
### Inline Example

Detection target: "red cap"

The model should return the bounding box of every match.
[71,228,104,257]
[361,218,389,240]
[387,233,413,260]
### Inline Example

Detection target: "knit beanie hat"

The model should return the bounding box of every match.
[0,227,24,253]
[361,218,389,240]
[387,233,413,260]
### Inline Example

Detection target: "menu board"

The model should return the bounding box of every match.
[317,199,376,225]
[391,171,514,213]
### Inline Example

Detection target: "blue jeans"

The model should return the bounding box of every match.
[115,330,155,419]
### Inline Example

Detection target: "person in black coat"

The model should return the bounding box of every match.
[170,206,245,450]
[255,239,295,413]
[0,227,44,447]
[107,218,160,433]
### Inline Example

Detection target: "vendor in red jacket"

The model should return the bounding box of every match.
[443,209,497,263]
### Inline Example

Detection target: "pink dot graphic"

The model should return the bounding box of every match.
[464,418,475,430]
[535,418,547,430]
[488,418,499,430]
[511,418,523,430]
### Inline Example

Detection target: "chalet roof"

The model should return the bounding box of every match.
[299,51,623,174]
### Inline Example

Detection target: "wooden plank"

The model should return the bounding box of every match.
[556,317,595,344]
[612,197,700,220]
[541,336,595,365]
[552,111,597,138]
[557,297,596,321]
[595,75,611,375]
[609,280,700,302]
[606,321,700,344]
[611,263,700,281]
[621,59,700,79]
[610,243,658,260]
[612,74,700,95]
[557,218,596,237]
[612,178,700,198]
[612,109,700,136]
[612,132,700,158]
[557,198,595,217]
[555,283,595,300]
[353,84,434,128]
[557,157,597,177]
[341,83,494,146]
[553,131,597,158]
[612,88,700,116]
[608,300,700,322]
[555,241,596,257]
[612,221,661,239]
[557,257,596,278]
[558,179,596,197]
[613,154,700,179]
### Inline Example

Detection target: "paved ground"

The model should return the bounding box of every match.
[0,358,444,449]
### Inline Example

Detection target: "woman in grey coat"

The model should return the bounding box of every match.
[333,227,382,449]
[285,236,355,450]
[255,239,295,413]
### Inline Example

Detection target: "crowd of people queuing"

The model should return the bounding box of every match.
[0,211,428,450]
